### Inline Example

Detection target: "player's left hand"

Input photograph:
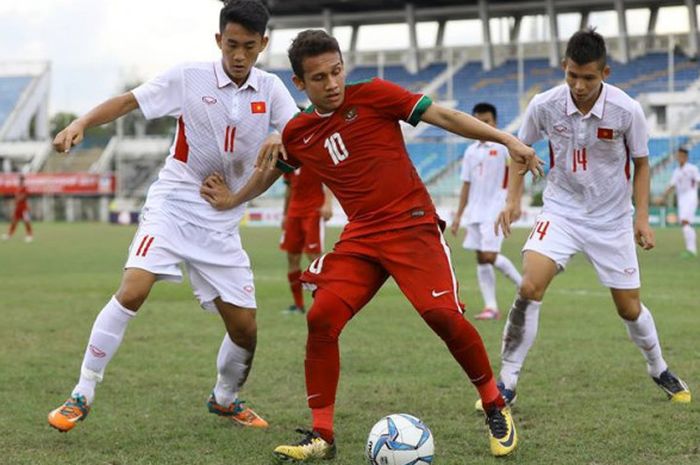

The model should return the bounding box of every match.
[634,219,655,250]
[200,172,235,210]
[255,133,288,172]
[505,138,544,177]
[449,219,460,236]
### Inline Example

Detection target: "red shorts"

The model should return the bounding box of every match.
[280,214,324,254]
[301,222,464,315]
[13,207,30,222]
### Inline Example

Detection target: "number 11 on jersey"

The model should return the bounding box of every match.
[324,132,349,165]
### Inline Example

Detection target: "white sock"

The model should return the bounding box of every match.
[682,224,697,254]
[624,304,667,378]
[500,295,541,391]
[494,254,523,287]
[213,334,254,407]
[73,296,136,404]
[476,264,498,309]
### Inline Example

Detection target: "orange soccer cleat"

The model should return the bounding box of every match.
[48,395,90,432]
[207,394,269,428]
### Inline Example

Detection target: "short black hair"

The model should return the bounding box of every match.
[678,147,689,154]
[565,28,607,68]
[219,0,269,36]
[472,102,497,120]
[288,29,342,78]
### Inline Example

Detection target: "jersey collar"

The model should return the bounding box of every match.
[565,82,607,119]
[214,60,261,91]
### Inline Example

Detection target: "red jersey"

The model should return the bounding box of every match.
[284,167,325,217]
[281,78,435,240]
[15,185,28,211]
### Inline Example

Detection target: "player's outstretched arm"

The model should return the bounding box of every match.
[200,169,283,211]
[420,104,544,177]
[632,157,655,250]
[496,161,526,238]
[52,92,139,153]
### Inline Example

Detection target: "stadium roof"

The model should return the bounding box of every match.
[262,0,694,28]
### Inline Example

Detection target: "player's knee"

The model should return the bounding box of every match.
[615,302,641,321]
[476,252,496,264]
[114,288,149,312]
[518,279,544,301]
[229,323,257,350]
[422,308,475,345]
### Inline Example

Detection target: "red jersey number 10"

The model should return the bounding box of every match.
[324,132,349,165]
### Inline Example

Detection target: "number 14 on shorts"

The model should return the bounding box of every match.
[530,220,550,241]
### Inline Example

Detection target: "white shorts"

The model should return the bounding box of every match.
[124,209,256,311]
[463,222,504,252]
[522,213,640,289]
[678,195,697,224]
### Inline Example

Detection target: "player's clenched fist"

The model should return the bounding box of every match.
[53,121,86,153]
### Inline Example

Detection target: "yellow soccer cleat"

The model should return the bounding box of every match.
[207,395,269,428]
[273,429,336,463]
[485,405,518,457]
[48,395,90,432]
[653,370,691,403]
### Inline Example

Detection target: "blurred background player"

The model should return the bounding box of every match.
[199,29,543,462]
[47,0,297,433]
[489,29,691,411]
[280,126,334,314]
[450,103,522,320]
[659,147,699,257]
[2,174,33,243]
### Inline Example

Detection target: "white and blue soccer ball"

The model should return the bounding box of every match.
[366,414,434,465]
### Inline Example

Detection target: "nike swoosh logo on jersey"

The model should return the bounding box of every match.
[303,133,317,144]
[307,243,319,248]
[431,289,451,298]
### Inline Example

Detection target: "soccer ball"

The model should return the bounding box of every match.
[366,414,434,465]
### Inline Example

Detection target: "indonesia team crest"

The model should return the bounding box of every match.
[343,106,358,122]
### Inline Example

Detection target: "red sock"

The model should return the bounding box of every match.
[288,270,304,309]
[478,379,505,411]
[421,307,496,395]
[305,289,353,443]
[312,405,335,443]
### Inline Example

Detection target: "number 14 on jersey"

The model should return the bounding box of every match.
[324,132,350,165]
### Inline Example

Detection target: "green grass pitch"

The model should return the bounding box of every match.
[1,223,698,465]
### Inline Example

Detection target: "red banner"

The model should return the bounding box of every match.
[0,173,115,195]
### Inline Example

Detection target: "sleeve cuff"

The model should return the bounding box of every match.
[276,159,296,173]
[407,95,432,126]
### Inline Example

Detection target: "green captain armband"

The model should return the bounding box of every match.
[275,158,295,173]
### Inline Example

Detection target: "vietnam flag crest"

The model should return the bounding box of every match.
[251,101,266,114]
[597,127,614,140]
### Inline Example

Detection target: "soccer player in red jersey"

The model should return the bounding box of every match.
[3,174,33,242]
[280,167,333,314]
[199,29,541,461]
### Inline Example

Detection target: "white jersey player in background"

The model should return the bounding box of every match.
[451,103,522,320]
[660,147,699,257]
[480,29,691,410]
[48,0,298,432]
